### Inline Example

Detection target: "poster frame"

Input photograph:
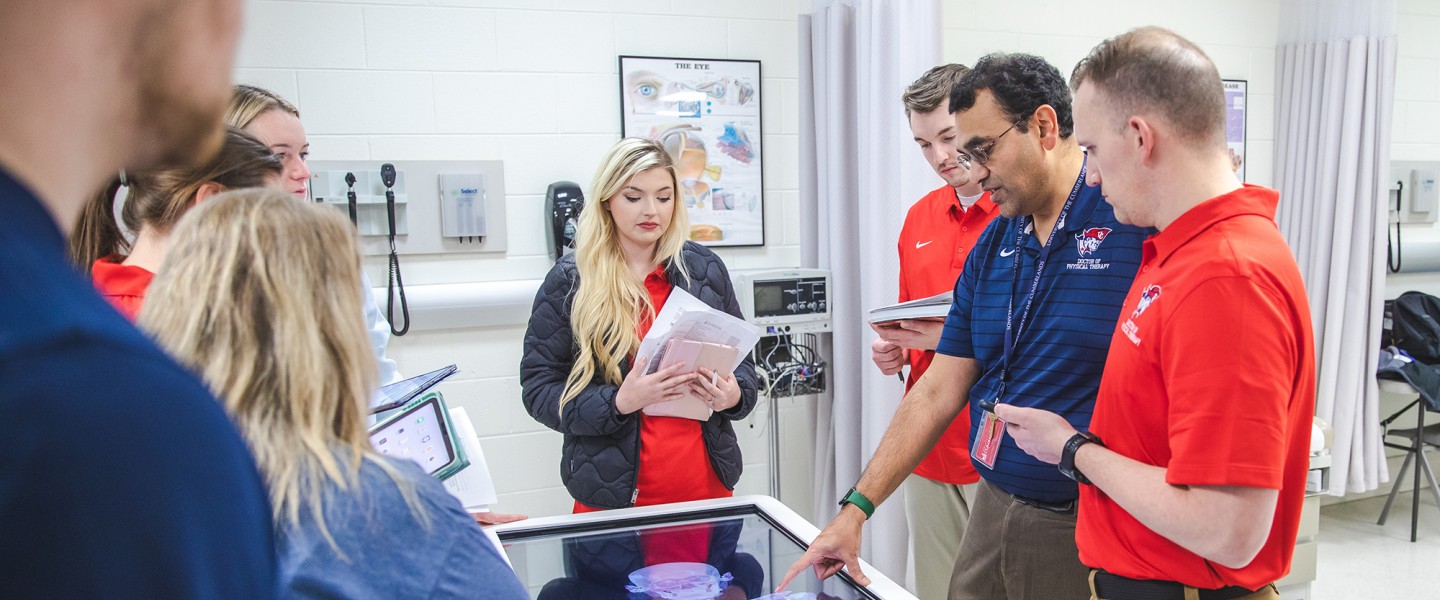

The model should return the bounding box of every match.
[619,55,766,248]
[1223,79,1248,182]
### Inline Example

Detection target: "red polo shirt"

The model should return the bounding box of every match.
[90,257,153,321]
[1077,185,1316,589]
[897,186,997,485]
[575,265,731,515]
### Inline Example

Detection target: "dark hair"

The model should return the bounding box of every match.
[1070,27,1225,146]
[903,64,971,117]
[70,127,284,274]
[949,52,1073,139]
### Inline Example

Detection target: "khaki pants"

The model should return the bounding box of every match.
[904,475,975,600]
[947,480,1089,600]
[1087,571,1280,600]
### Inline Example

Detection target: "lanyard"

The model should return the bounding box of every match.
[997,159,1087,397]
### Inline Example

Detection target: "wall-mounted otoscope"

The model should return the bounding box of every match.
[381,163,410,336]
[344,172,358,226]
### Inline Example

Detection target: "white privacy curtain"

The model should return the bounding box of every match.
[1275,0,1397,495]
[798,0,941,584]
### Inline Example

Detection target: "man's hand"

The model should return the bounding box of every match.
[993,404,1077,465]
[870,337,905,375]
[776,505,871,591]
[870,318,946,351]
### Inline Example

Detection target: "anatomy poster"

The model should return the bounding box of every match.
[620,56,765,247]
[1223,79,1247,182]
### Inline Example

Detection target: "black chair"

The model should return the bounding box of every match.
[1377,379,1440,541]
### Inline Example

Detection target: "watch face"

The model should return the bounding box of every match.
[838,488,874,518]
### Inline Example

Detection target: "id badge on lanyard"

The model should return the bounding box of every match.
[973,383,1007,470]
[972,160,1086,470]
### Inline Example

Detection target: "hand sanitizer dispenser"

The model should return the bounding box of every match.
[545,181,584,261]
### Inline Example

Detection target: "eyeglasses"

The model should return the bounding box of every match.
[956,121,1023,171]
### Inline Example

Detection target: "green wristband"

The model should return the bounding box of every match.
[838,486,875,520]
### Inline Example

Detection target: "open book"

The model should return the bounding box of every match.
[636,289,760,420]
[868,291,953,324]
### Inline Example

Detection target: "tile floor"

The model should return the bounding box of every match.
[1312,492,1440,598]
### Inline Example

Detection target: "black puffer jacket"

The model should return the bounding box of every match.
[520,241,759,509]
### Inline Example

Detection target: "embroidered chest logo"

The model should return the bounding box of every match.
[1075,227,1111,257]
[1132,284,1161,319]
[1121,284,1161,346]
[1066,227,1113,271]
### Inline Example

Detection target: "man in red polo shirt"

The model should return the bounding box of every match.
[996,27,1315,600]
[870,63,998,599]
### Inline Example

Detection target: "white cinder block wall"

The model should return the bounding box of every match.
[1381,0,1440,297]
[941,0,1280,188]
[235,0,805,519]
[1393,0,1440,169]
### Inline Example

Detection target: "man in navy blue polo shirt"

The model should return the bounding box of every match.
[781,53,1146,600]
[0,0,276,597]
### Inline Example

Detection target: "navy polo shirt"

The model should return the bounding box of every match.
[936,176,1147,503]
[0,168,277,597]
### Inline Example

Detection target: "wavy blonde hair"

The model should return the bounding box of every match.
[138,189,419,552]
[226,84,300,128]
[559,138,691,411]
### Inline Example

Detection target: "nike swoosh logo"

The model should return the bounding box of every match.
[915,240,933,249]
[999,248,1017,257]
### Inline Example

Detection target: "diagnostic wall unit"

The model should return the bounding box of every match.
[309,160,507,256]
[1390,161,1440,225]
[733,268,832,335]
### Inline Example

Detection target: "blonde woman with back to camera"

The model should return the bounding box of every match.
[521,138,759,514]
[139,190,527,599]
[226,84,527,526]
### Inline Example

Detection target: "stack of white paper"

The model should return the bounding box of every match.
[868,290,953,324]
[443,406,498,512]
[637,289,760,375]
[635,289,761,420]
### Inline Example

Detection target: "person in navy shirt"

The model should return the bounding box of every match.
[782,53,1146,600]
[0,0,276,597]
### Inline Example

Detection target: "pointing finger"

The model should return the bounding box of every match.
[776,553,815,592]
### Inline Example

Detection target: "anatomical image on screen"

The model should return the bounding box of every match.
[500,512,870,599]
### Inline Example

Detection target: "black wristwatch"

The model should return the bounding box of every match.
[1059,431,1103,485]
